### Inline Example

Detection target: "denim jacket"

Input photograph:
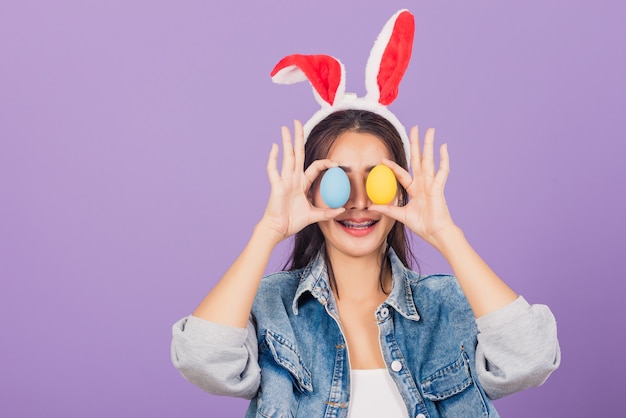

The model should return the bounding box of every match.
[172,250,560,418]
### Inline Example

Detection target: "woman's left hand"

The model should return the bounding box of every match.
[370,126,457,249]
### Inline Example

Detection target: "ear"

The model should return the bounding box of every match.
[365,10,415,106]
[271,54,346,107]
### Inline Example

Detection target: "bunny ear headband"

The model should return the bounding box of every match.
[270,9,415,164]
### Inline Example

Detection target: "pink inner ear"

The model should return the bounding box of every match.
[271,54,342,105]
[378,12,415,106]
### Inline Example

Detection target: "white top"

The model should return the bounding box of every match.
[347,368,410,418]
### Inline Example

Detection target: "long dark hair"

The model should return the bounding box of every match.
[285,109,416,294]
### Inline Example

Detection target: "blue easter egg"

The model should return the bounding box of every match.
[320,167,350,208]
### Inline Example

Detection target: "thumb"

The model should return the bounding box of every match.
[309,208,345,224]
[369,204,404,223]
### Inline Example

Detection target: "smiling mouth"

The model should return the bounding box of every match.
[337,220,378,229]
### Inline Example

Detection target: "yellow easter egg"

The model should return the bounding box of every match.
[366,165,397,205]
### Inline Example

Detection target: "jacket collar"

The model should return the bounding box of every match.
[292,248,421,321]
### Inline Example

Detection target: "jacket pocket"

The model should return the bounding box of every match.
[421,350,488,417]
[264,329,313,394]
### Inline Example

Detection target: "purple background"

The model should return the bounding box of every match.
[1,2,624,417]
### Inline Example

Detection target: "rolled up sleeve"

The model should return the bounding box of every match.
[474,296,561,400]
[171,315,261,399]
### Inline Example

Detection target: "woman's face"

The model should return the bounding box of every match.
[312,130,397,260]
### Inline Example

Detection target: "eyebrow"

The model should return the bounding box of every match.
[338,165,378,173]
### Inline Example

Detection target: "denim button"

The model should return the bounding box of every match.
[380,307,389,318]
[390,360,402,372]
[416,414,426,418]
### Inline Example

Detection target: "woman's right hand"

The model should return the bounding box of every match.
[258,120,345,244]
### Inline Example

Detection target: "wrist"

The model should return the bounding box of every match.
[428,223,465,255]
[254,219,287,247]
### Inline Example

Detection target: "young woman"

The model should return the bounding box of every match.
[171,10,559,418]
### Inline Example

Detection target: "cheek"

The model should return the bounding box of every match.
[381,216,397,234]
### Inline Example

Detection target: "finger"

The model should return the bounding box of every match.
[266,143,280,184]
[409,125,422,175]
[422,128,436,179]
[280,125,295,178]
[381,158,414,192]
[368,204,405,224]
[293,120,305,172]
[308,207,346,223]
[303,158,338,187]
[433,143,450,193]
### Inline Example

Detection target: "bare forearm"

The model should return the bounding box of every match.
[432,225,518,318]
[192,223,283,328]
[191,121,340,328]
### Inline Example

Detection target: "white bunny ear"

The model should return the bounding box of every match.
[365,9,415,105]
[271,54,346,107]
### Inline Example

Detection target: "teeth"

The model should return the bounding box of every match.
[339,220,376,229]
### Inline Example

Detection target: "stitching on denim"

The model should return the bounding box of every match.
[265,330,313,393]
[324,401,348,408]
[421,350,473,401]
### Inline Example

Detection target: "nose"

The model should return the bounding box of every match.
[346,175,370,210]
